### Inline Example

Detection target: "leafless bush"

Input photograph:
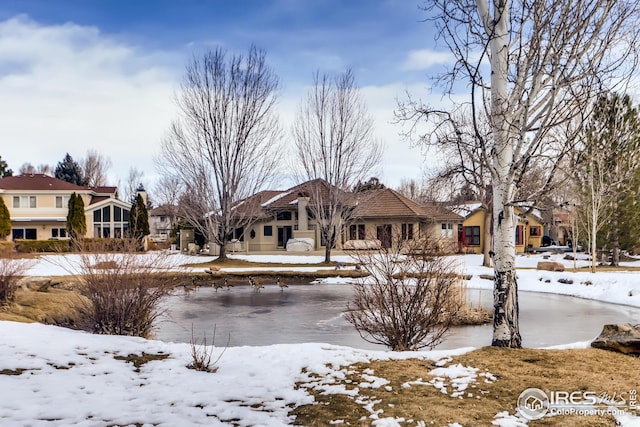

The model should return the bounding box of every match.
[0,256,32,306]
[187,325,229,373]
[344,233,463,351]
[70,239,182,337]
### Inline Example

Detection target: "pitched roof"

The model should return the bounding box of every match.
[448,201,485,218]
[353,188,462,221]
[260,179,354,210]
[0,174,87,191]
[233,190,286,219]
[92,186,118,195]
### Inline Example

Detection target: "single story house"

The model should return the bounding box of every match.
[219,180,463,253]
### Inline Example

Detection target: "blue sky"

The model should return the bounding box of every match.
[0,0,455,192]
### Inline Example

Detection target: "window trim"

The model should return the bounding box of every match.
[464,226,481,246]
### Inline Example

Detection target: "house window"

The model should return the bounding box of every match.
[13,196,36,208]
[12,228,37,240]
[516,225,524,245]
[349,224,365,240]
[530,226,541,236]
[232,227,244,242]
[464,226,480,246]
[402,223,414,240]
[51,228,67,239]
[264,225,273,236]
[441,223,454,238]
[92,205,130,238]
[55,196,70,209]
[276,211,292,221]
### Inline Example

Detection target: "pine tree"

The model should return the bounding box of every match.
[0,197,11,238]
[577,93,640,266]
[66,193,87,240]
[128,194,150,239]
[55,153,87,186]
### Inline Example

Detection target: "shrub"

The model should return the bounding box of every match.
[14,239,71,253]
[0,241,14,255]
[76,238,142,253]
[71,239,182,337]
[187,325,229,373]
[0,256,32,305]
[344,233,463,351]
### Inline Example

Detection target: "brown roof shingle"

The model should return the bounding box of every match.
[353,189,463,221]
[0,174,87,191]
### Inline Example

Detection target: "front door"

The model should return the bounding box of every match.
[376,224,392,248]
[277,226,293,248]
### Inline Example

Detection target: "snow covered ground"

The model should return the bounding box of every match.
[2,251,639,426]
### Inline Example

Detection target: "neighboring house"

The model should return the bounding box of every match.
[230,181,462,253]
[451,201,544,254]
[0,174,131,241]
[149,204,178,242]
[240,180,342,252]
[348,188,463,252]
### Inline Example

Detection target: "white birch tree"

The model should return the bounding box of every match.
[158,46,281,259]
[398,0,639,347]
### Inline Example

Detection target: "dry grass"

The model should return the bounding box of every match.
[0,287,86,327]
[292,347,639,426]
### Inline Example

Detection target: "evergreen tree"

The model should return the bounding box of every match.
[0,197,10,238]
[128,194,150,239]
[0,156,12,178]
[66,193,87,240]
[574,92,640,267]
[55,153,88,186]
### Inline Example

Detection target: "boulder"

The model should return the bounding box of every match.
[536,261,565,272]
[591,323,640,355]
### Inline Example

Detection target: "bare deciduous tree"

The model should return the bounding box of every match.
[158,46,281,259]
[398,0,639,347]
[293,69,382,262]
[82,150,112,187]
[151,174,183,235]
[18,163,53,176]
[345,232,463,351]
[424,113,494,266]
[120,167,145,204]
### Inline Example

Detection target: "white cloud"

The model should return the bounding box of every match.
[0,15,180,187]
[402,48,453,71]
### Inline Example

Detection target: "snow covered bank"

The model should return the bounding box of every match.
[0,321,470,426]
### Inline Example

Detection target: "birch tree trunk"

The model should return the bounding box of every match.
[483,203,492,267]
[479,0,522,347]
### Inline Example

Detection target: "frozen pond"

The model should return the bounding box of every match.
[155,283,640,350]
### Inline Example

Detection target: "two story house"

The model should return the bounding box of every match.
[451,201,544,254]
[0,174,131,241]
